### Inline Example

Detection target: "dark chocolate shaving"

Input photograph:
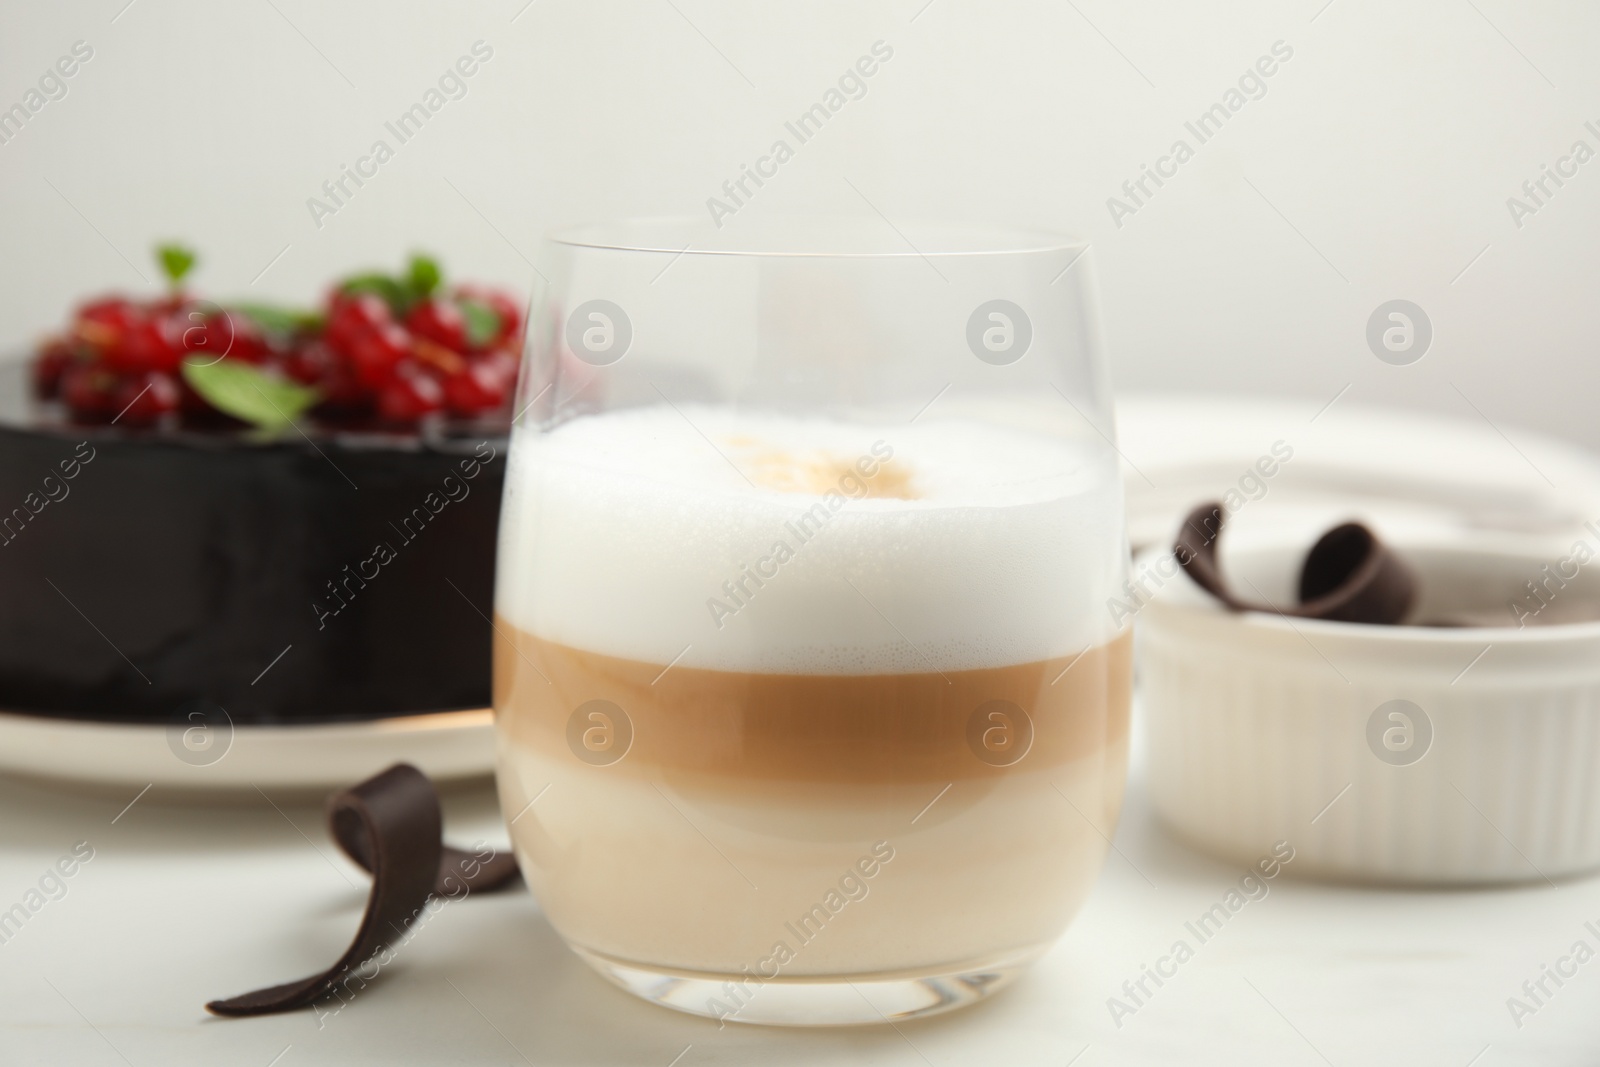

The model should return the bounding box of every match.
[1174,501,1416,624]
[206,763,520,1017]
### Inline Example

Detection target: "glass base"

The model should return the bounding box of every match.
[570,944,1043,1027]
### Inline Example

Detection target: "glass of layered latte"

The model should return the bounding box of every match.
[493,218,1131,1026]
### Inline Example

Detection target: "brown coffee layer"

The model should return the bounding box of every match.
[494,621,1130,783]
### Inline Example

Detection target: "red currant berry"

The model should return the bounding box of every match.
[72,297,139,355]
[32,339,76,399]
[283,342,324,387]
[289,340,368,411]
[102,313,181,374]
[175,308,268,366]
[111,371,181,426]
[344,322,412,388]
[77,296,141,330]
[327,293,393,348]
[443,360,511,415]
[60,364,122,422]
[405,298,469,352]
[376,362,444,422]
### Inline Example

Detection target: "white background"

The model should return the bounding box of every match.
[1,1,1597,443]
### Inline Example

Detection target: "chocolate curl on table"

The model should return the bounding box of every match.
[206,763,520,1017]
[1174,501,1417,624]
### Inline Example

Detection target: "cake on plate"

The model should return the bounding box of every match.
[0,247,521,727]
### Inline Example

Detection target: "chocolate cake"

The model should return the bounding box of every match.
[0,249,520,725]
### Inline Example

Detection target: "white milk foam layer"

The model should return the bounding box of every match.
[496,405,1128,674]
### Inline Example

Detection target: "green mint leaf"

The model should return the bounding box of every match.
[232,303,323,337]
[339,273,409,316]
[407,254,442,300]
[458,299,502,349]
[157,244,197,288]
[180,359,320,432]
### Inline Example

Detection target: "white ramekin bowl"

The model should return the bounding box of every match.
[1136,531,1600,884]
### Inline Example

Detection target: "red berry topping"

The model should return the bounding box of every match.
[282,342,324,387]
[288,340,367,412]
[376,362,445,422]
[101,313,181,374]
[32,339,76,399]
[60,364,122,423]
[327,293,392,344]
[175,308,269,366]
[71,300,133,359]
[343,322,411,388]
[405,298,469,352]
[410,336,466,378]
[77,296,140,330]
[111,371,181,426]
[33,247,525,432]
[443,357,513,416]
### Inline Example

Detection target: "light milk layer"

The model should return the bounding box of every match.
[495,405,1127,674]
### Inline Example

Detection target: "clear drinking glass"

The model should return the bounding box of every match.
[493,217,1132,1026]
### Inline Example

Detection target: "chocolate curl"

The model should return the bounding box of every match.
[207,763,520,1017]
[1174,502,1416,625]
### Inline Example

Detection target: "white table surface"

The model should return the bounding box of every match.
[2,719,1597,1067]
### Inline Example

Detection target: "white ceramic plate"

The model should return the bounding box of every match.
[1116,392,1600,552]
[0,707,494,797]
